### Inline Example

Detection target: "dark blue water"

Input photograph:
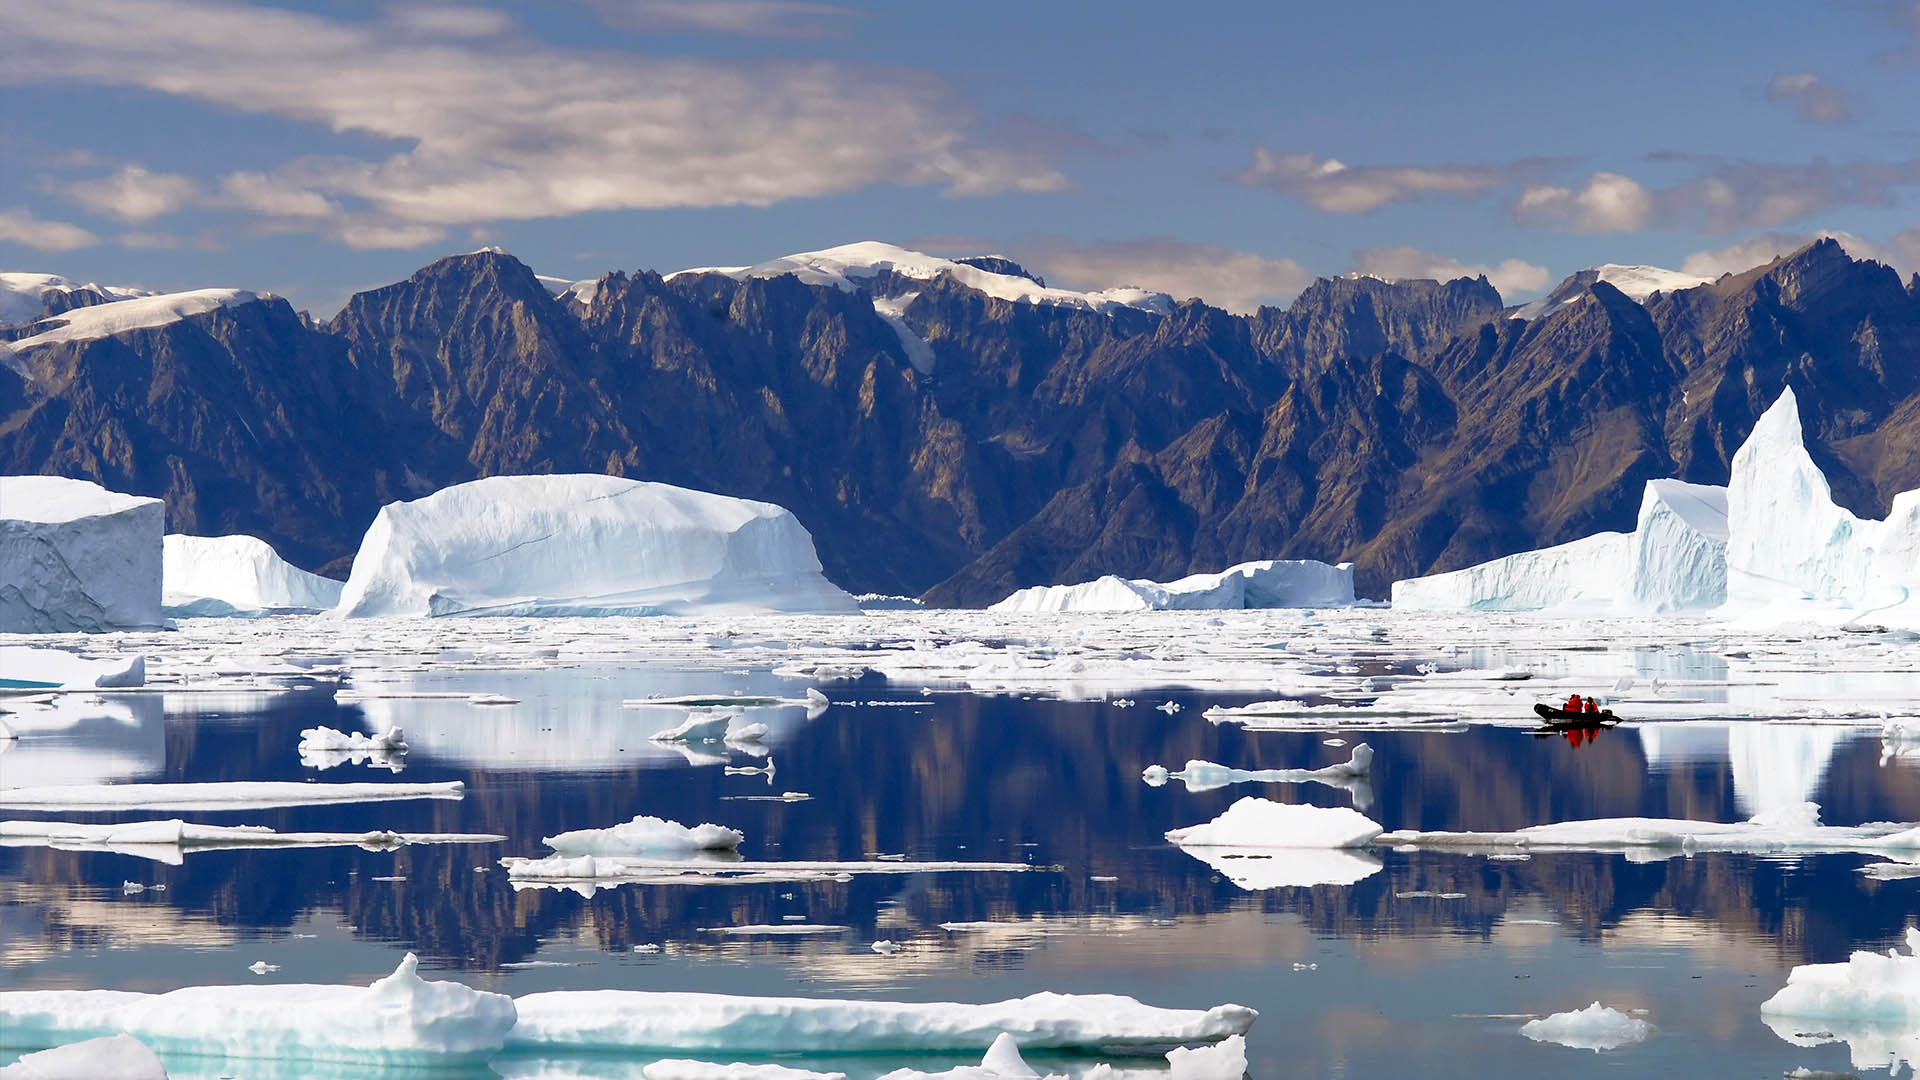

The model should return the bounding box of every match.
[3,664,1917,1077]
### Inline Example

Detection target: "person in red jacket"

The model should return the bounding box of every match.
[1565,693,1584,713]
[1585,699,1600,716]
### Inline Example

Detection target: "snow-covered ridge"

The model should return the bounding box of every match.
[0,272,152,327]
[1510,263,1713,320]
[670,241,1174,315]
[3,288,267,356]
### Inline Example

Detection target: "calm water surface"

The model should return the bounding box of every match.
[3,657,1918,1077]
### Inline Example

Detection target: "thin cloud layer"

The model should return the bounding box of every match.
[1018,237,1314,313]
[1765,72,1853,126]
[0,0,1065,247]
[1237,150,1507,213]
[0,208,98,252]
[578,0,856,37]
[63,165,200,224]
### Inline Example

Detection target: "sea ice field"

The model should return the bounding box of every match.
[4,607,1920,1077]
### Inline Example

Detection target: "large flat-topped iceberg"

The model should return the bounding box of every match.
[337,475,858,617]
[507,987,1255,1053]
[0,954,516,1067]
[670,241,1172,315]
[163,534,343,616]
[0,477,163,633]
[992,559,1355,613]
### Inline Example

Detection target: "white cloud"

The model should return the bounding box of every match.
[1018,237,1314,314]
[385,5,513,37]
[1765,72,1852,126]
[1349,244,1551,300]
[1512,172,1653,233]
[333,221,445,250]
[0,208,99,252]
[63,165,199,223]
[1680,228,1915,279]
[217,172,338,218]
[0,0,1064,244]
[578,0,854,37]
[1237,150,1505,213]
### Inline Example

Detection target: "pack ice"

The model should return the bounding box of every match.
[991,559,1355,613]
[0,477,163,632]
[0,953,516,1067]
[336,475,858,617]
[163,534,343,616]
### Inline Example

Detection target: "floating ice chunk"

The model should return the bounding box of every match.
[542,815,744,856]
[0,647,145,690]
[249,961,280,975]
[336,475,858,617]
[0,819,503,864]
[0,780,464,811]
[651,712,736,743]
[1377,802,1920,855]
[1164,798,1383,849]
[990,559,1355,612]
[0,953,516,1066]
[1146,745,1373,793]
[507,986,1255,1053]
[1763,927,1920,1038]
[1518,1003,1653,1051]
[0,1034,168,1080]
[643,1061,848,1080]
[871,940,903,955]
[162,534,343,616]
[726,722,769,743]
[1165,1033,1248,1080]
[0,478,163,634]
[1156,702,1181,715]
[298,726,406,753]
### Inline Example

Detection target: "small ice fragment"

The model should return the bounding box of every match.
[633,944,661,953]
[121,881,144,894]
[1324,738,1346,747]
[1091,875,1117,882]
[1113,698,1135,707]
[1292,962,1317,970]
[871,940,903,954]
[1141,765,1170,786]
[1519,1002,1653,1051]
[806,687,829,708]
[469,693,519,706]
[1156,701,1182,715]
[1165,1033,1249,1080]
[1612,676,1634,692]
[248,961,280,975]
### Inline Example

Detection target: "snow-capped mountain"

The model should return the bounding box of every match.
[1509,264,1714,320]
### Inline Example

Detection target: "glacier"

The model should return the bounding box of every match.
[0,477,164,633]
[992,559,1355,613]
[2,288,263,358]
[163,534,344,616]
[336,475,858,617]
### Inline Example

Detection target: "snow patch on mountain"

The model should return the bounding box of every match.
[0,272,151,327]
[671,241,1173,315]
[3,288,266,358]
[1511,264,1713,320]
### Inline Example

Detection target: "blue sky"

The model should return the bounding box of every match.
[3,0,1918,314]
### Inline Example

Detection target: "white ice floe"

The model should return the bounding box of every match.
[669,242,1172,316]
[541,815,744,856]
[0,1034,168,1079]
[1762,927,1920,1073]
[1518,1003,1654,1051]
[0,819,500,864]
[0,953,516,1066]
[991,559,1354,613]
[0,646,144,690]
[506,986,1255,1053]
[500,855,1030,895]
[162,534,344,616]
[298,726,406,753]
[1143,744,1372,793]
[1164,798,1383,849]
[1165,1033,1249,1080]
[643,1062,847,1080]
[0,779,464,811]
[3,288,263,355]
[651,712,736,743]
[337,475,858,618]
[0,477,163,633]
[1377,802,1920,855]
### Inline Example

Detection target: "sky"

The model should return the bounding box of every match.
[3,0,1920,316]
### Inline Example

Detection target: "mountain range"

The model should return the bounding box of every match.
[4,238,1918,604]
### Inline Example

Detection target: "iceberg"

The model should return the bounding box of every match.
[162,534,344,616]
[506,988,1255,1053]
[650,712,737,743]
[0,779,464,811]
[1391,531,1630,612]
[1761,927,1920,1075]
[0,954,517,1067]
[0,646,144,690]
[0,477,163,633]
[1165,1033,1249,1080]
[1163,798,1383,849]
[336,475,858,617]
[542,815,744,856]
[1627,479,1729,612]
[0,1034,168,1080]
[1518,1003,1653,1051]
[991,559,1354,613]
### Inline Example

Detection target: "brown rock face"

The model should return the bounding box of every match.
[4,240,1917,602]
